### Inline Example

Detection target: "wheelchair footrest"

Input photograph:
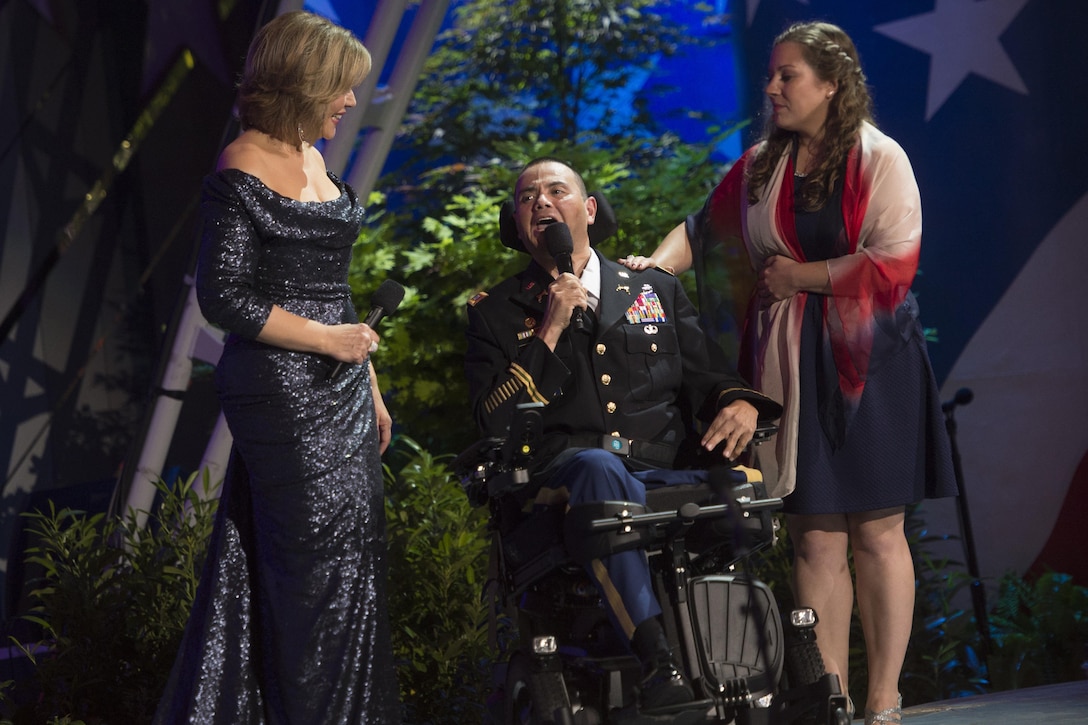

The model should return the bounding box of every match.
[612,700,715,725]
[687,574,783,701]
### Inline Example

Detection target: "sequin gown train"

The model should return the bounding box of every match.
[152,169,399,724]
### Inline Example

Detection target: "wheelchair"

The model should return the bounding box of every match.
[455,406,851,725]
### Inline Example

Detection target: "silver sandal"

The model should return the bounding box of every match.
[864,694,903,724]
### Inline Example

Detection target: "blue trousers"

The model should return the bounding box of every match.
[535,449,706,640]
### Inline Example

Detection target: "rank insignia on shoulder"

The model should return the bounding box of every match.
[469,291,489,306]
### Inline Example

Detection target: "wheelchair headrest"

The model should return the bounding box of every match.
[499,192,618,253]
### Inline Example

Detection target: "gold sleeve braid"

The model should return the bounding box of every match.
[484,362,549,414]
[716,387,769,405]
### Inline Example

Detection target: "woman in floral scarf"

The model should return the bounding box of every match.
[623,21,957,724]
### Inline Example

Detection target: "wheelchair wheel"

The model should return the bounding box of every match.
[504,651,575,725]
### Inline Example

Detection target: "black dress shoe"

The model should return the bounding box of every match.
[638,658,695,710]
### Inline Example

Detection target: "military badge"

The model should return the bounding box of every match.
[624,286,667,323]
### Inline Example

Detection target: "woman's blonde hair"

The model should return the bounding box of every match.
[747,21,873,211]
[236,11,371,147]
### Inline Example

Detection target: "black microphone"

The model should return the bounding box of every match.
[941,387,974,413]
[328,279,406,381]
[543,222,585,332]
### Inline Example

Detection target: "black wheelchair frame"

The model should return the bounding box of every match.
[455,409,851,725]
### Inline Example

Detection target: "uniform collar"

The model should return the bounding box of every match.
[580,250,601,312]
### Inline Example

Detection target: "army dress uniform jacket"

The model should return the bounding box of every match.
[465,251,781,477]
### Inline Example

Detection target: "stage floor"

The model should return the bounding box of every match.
[851,680,1088,723]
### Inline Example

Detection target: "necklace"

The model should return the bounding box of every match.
[793,136,814,178]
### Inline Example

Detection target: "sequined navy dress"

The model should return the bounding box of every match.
[153,169,399,724]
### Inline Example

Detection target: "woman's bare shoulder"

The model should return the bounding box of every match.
[217,131,268,174]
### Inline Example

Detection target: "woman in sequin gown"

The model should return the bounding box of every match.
[153,12,399,724]
[622,22,957,725]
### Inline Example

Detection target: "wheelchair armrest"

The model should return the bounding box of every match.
[564,478,785,566]
[752,421,778,443]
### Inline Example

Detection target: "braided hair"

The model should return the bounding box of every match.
[746,22,873,211]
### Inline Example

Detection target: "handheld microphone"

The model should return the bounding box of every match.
[328,279,406,381]
[543,222,585,333]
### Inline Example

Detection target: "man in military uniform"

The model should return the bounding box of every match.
[465,158,781,709]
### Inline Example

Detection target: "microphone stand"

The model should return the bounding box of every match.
[943,388,992,672]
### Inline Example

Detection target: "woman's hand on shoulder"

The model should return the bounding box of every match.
[619,254,657,271]
[618,223,690,275]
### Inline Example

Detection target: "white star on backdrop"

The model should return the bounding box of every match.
[874,0,1032,120]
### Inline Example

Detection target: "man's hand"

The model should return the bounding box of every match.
[535,273,588,349]
[701,400,759,461]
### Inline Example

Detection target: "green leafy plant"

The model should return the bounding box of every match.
[988,570,1088,691]
[401,0,712,168]
[901,515,989,705]
[383,436,493,723]
[7,471,218,724]
[349,185,525,456]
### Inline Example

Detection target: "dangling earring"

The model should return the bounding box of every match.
[297,123,306,144]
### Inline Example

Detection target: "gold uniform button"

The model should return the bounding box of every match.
[601,374,612,385]
[606,402,617,414]
[651,343,658,353]
[596,344,606,355]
